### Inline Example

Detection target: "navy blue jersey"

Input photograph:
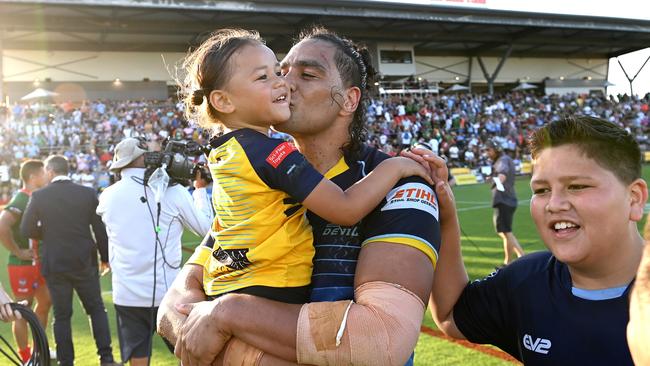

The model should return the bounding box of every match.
[308,146,441,302]
[453,251,634,365]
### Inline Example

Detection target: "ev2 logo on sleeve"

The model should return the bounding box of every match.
[523,334,552,354]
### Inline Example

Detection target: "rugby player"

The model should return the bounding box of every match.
[0,159,51,363]
[158,27,453,365]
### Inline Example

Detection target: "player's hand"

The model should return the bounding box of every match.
[100,262,111,276]
[15,248,34,261]
[175,300,231,366]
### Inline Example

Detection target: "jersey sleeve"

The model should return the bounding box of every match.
[361,177,441,267]
[186,233,215,267]
[4,192,28,217]
[452,266,519,357]
[250,139,324,202]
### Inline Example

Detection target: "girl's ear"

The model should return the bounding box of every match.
[209,90,235,114]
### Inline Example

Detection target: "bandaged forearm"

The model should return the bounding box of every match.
[296,281,425,366]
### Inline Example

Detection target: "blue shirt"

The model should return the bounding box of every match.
[453,251,634,365]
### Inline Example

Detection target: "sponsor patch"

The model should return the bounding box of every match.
[381,182,438,220]
[266,142,297,168]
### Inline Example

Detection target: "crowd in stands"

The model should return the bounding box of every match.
[366,92,650,166]
[1,91,649,203]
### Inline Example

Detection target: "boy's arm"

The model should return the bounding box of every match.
[427,180,468,339]
[628,242,650,366]
[303,157,432,226]
[401,148,469,339]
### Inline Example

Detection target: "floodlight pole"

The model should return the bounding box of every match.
[617,56,650,97]
[477,44,513,95]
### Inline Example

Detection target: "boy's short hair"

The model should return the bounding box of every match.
[19,159,44,184]
[529,116,641,184]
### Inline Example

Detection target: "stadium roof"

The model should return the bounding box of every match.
[2,0,650,58]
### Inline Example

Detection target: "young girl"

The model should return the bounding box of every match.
[182,29,432,303]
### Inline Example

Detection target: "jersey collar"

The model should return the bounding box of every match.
[324,157,349,180]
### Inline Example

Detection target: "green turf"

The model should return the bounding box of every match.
[2,166,649,365]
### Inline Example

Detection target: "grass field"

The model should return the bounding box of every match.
[2,167,649,365]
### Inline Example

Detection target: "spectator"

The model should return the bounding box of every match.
[96,137,210,366]
[485,140,524,265]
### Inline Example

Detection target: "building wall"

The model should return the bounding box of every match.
[2,49,609,100]
[414,56,608,84]
[544,86,606,96]
[4,50,186,82]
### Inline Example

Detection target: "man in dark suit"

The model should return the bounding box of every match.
[21,155,120,366]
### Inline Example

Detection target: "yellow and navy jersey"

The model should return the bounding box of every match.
[188,128,323,296]
[308,145,441,302]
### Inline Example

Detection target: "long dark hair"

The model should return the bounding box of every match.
[297,27,377,161]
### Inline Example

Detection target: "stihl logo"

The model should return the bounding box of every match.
[523,334,551,354]
[381,182,438,220]
[390,187,437,206]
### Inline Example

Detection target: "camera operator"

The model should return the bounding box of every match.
[96,137,210,366]
[191,163,214,222]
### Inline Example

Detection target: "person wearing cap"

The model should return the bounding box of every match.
[96,137,210,366]
[485,139,524,265]
[20,155,120,366]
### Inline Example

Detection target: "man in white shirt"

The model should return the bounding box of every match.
[96,138,210,366]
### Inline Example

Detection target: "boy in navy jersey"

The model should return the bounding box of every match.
[430,116,647,365]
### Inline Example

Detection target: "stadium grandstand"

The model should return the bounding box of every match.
[2,0,650,100]
[1,0,650,192]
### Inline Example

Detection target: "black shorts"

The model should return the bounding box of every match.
[493,203,516,233]
[114,305,174,362]
[207,285,310,304]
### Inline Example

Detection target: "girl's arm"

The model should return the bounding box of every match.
[302,157,433,226]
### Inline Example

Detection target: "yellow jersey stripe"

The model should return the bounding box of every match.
[362,235,438,269]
